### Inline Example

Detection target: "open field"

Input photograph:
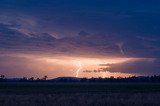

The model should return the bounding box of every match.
[1,93,160,106]
[0,82,160,106]
[0,82,160,94]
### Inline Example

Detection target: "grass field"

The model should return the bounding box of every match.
[0,82,160,106]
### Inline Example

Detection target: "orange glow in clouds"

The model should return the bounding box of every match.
[37,56,135,78]
[6,54,135,78]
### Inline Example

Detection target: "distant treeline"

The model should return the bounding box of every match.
[52,76,160,83]
[1,75,160,83]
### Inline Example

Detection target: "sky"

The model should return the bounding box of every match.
[0,0,160,78]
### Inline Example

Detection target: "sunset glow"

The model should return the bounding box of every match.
[1,54,136,78]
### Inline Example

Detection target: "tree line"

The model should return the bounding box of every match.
[1,75,160,83]
[0,75,48,81]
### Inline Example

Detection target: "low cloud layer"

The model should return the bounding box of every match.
[101,59,160,75]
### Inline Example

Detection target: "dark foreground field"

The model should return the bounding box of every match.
[0,82,160,106]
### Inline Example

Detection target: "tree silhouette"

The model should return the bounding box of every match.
[42,75,48,80]
[29,77,34,81]
[0,75,5,79]
[36,78,40,81]
[21,77,27,81]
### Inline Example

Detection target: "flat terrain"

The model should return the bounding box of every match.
[0,82,160,106]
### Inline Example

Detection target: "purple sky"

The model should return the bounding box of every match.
[0,0,160,78]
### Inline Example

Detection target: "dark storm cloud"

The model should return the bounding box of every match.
[101,58,160,75]
[0,0,160,75]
